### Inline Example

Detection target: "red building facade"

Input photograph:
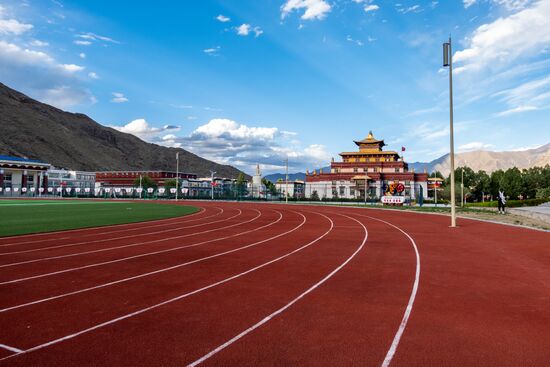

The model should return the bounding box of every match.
[305,132,428,200]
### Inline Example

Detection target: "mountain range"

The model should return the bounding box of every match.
[409,144,550,175]
[0,83,245,178]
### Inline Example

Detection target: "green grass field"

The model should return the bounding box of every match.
[0,200,198,237]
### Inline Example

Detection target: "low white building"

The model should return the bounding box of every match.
[47,169,96,190]
[0,155,51,195]
[275,180,305,199]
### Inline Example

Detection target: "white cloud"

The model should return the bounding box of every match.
[454,1,550,74]
[40,86,94,109]
[60,63,85,73]
[76,32,119,44]
[166,118,331,173]
[281,0,332,21]
[0,40,94,108]
[236,23,251,36]
[458,141,495,151]
[79,52,86,59]
[30,40,49,47]
[216,14,230,22]
[88,71,99,79]
[110,119,180,139]
[495,105,538,116]
[74,40,91,46]
[111,92,128,103]
[0,18,33,35]
[465,0,532,10]
[346,35,364,46]
[397,4,422,13]
[203,46,220,55]
[364,4,380,12]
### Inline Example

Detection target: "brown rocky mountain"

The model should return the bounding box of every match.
[411,144,550,176]
[0,83,245,178]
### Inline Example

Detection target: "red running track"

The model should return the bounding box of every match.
[0,201,549,366]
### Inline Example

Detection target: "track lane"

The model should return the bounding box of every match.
[0,208,331,359]
[0,208,285,310]
[0,202,211,247]
[0,207,250,273]
[0,207,239,257]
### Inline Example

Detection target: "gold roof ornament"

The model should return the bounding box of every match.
[320,168,323,174]
[306,169,309,175]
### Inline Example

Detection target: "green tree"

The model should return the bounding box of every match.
[236,172,247,197]
[310,190,320,201]
[501,167,523,199]
[164,179,178,189]
[133,175,157,189]
[471,170,491,201]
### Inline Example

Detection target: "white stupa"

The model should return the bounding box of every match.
[250,164,265,198]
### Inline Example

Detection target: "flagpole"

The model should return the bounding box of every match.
[175,152,179,202]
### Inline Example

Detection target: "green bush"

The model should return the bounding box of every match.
[468,198,549,208]
[536,187,550,199]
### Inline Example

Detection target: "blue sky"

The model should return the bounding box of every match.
[0,0,549,174]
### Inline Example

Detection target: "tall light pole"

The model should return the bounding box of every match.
[443,36,457,227]
[175,152,179,201]
[139,174,142,199]
[461,168,464,208]
[210,170,216,200]
[285,157,289,204]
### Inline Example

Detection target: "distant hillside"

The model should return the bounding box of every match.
[410,144,550,175]
[264,166,330,182]
[0,83,245,178]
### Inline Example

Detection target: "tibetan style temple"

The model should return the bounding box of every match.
[305,131,428,200]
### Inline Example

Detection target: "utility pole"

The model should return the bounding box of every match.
[285,157,289,204]
[210,170,216,200]
[461,168,464,208]
[139,174,142,199]
[443,36,457,227]
[175,152,179,201]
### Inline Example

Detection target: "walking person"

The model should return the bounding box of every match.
[497,189,506,214]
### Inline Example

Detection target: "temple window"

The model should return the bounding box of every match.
[395,168,400,173]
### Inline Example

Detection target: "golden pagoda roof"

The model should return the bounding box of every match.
[353,131,385,146]
[351,175,372,180]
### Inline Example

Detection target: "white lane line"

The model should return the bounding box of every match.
[0,210,333,362]
[353,213,420,367]
[0,343,23,353]
[186,212,367,367]
[0,208,240,256]
[0,209,260,281]
[0,210,288,312]
[0,205,208,244]
[0,206,219,248]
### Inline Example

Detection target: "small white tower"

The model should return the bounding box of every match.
[252,164,263,198]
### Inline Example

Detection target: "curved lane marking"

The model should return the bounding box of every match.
[0,208,240,256]
[351,213,420,367]
[0,209,288,312]
[0,206,221,248]
[0,209,257,277]
[0,204,209,244]
[186,211,368,367]
[0,208,333,361]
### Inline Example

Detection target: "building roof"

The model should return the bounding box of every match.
[0,155,49,164]
[353,131,385,147]
[339,151,400,156]
[351,175,372,180]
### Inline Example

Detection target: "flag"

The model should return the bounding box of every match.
[401,147,406,152]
